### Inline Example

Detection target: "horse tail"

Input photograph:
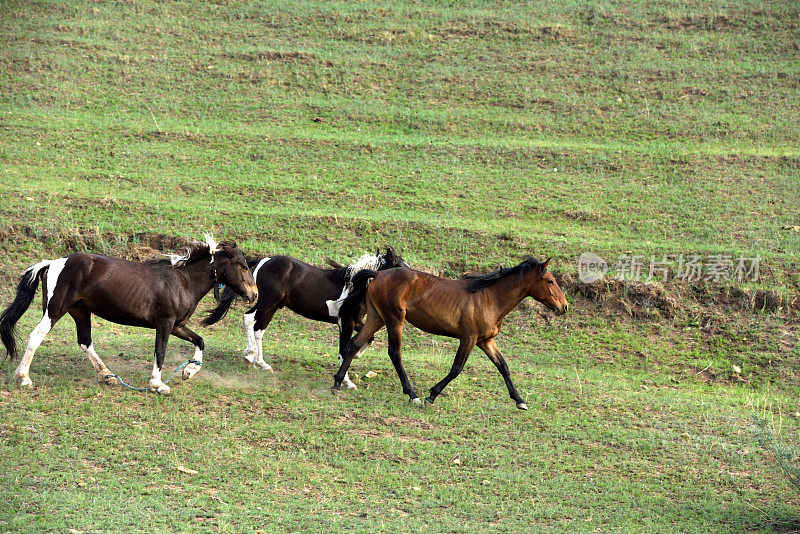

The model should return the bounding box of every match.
[201,285,237,326]
[338,269,377,322]
[0,261,50,359]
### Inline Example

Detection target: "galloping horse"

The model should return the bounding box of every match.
[202,247,407,388]
[333,257,568,409]
[0,235,258,394]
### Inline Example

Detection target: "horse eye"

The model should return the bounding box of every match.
[547,280,554,285]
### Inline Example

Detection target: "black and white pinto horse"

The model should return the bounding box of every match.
[0,235,258,394]
[202,247,407,388]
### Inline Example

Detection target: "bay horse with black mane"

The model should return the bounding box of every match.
[202,247,407,388]
[333,257,568,409]
[0,235,258,394]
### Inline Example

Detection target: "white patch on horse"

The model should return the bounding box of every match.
[326,285,350,317]
[43,257,68,305]
[346,253,382,279]
[338,354,357,389]
[203,232,220,261]
[243,311,257,364]
[182,346,203,380]
[24,260,53,286]
[252,329,272,371]
[149,360,170,394]
[14,314,52,387]
[325,253,381,317]
[251,257,271,281]
[162,250,190,266]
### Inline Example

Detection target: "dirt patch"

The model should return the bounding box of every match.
[557,273,797,324]
[560,273,678,320]
[0,225,193,261]
[220,50,315,62]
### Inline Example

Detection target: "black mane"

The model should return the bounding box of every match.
[465,257,544,293]
[326,265,350,286]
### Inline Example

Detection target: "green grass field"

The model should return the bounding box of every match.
[1,0,799,531]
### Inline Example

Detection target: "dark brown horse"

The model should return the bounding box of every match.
[333,257,568,409]
[0,235,258,394]
[202,248,407,388]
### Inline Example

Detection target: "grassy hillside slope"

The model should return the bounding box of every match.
[1,1,799,531]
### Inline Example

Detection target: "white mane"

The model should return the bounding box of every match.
[345,253,382,279]
[326,253,384,318]
[161,250,191,266]
[203,232,221,263]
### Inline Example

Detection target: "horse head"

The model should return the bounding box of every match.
[528,257,568,315]
[208,239,258,304]
[378,246,409,270]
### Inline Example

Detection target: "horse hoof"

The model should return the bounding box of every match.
[182,363,201,380]
[330,386,340,395]
[254,361,273,372]
[101,372,119,386]
[344,381,358,390]
[410,397,421,405]
[150,384,170,395]
[424,397,434,406]
[18,377,33,388]
[516,402,528,411]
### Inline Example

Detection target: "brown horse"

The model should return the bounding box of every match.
[0,235,258,394]
[333,257,568,409]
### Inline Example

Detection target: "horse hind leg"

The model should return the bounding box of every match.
[13,314,54,388]
[69,307,118,386]
[385,319,420,403]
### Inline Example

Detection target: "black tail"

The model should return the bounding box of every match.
[1,266,47,359]
[338,269,377,322]
[201,286,237,326]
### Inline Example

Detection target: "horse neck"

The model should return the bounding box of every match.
[178,255,215,302]
[479,271,534,319]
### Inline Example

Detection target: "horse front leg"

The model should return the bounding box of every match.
[244,304,277,371]
[425,337,476,406]
[385,320,421,403]
[477,338,527,410]
[332,312,384,393]
[149,319,175,394]
[337,318,358,389]
[170,325,204,380]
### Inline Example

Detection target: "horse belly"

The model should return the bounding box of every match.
[405,309,459,338]
[81,287,156,328]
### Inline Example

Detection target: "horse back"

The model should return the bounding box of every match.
[368,268,489,338]
[255,255,343,323]
[47,253,186,327]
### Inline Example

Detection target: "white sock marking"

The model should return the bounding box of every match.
[243,311,257,363]
[15,314,52,384]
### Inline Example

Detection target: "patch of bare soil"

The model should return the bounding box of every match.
[0,225,193,261]
[557,273,797,323]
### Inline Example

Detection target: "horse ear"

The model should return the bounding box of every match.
[541,257,551,274]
